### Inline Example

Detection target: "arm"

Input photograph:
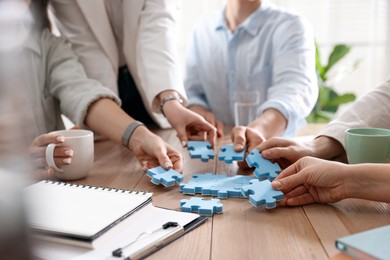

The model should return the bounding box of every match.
[271,156,390,206]
[260,16,317,137]
[45,31,182,171]
[231,17,318,152]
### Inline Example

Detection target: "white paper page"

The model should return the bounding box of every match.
[24,181,152,237]
[32,204,200,260]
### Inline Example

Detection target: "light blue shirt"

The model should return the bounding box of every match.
[184,3,318,136]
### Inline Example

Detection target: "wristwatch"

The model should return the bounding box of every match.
[159,94,184,117]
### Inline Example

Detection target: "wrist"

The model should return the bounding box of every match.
[162,99,186,119]
[127,125,149,151]
[313,136,345,159]
[160,93,184,117]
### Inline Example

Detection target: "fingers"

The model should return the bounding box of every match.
[272,162,304,192]
[31,156,72,170]
[231,126,246,151]
[30,146,73,159]
[284,193,315,206]
[175,126,189,147]
[33,168,55,180]
[261,146,293,161]
[257,137,293,151]
[32,134,65,147]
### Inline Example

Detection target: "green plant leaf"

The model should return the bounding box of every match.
[326,44,351,73]
[315,42,326,81]
[324,93,356,107]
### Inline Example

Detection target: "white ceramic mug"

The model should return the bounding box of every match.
[45,130,94,180]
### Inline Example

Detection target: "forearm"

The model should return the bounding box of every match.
[84,98,141,147]
[312,136,346,160]
[346,164,390,202]
[248,109,287,138]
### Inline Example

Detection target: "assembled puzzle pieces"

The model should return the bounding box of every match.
[180,197,223,216]
[146,166,183,187]
[179,173,256,199]
[218,144,247,164]
[187,141,215,162]
[246,150,281,181]
[241,179,284,209]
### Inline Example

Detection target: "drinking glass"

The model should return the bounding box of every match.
[233,91,260,126]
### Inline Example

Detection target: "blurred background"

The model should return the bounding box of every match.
[178,0,389,100]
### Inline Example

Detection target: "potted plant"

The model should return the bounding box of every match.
[306,43,359,123]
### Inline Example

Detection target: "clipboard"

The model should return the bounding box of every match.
[116,216,207,259]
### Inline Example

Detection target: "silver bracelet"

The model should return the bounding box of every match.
[121,120,144,148]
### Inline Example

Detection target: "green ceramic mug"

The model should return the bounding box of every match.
[345,128,390,164]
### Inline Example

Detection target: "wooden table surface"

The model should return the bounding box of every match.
[72,126,390,260]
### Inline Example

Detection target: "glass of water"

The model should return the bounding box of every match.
[233,91,260,126]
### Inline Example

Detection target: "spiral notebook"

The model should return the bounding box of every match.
[24,180,154,249]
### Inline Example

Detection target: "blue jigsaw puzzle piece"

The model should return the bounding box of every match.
[246,150,281,181]
[187,141,215,162]
[179,173,256,199]
[241,179,284,209]
[180,197,223,216]
[146,166,183,187]
[218,144,247,164]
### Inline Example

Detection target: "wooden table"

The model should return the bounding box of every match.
[73,126,390,259]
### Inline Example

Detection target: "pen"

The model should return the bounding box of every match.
[112,221,182,258]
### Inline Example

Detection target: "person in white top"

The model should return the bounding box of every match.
[50,0,216,147]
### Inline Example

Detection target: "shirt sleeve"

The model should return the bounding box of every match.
[183,25,210,110]
[43,30,121,130]
[136,0,188,112]
[259,16,318,137]
[50,0,118,95]
[318,79,390,147]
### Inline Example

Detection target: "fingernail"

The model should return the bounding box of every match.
[56,135,65,142]
[47,168,54,176]
[64,149,74,156]
[262,150,269,157]
[63,158,72,164]
[165,162,173,169]
[272,181,282,189]
[235,144,244,150]
[142,161,148,166]
[181,140,187,147]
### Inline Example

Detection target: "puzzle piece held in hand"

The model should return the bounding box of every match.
[241,179,284,209]
[187,141,215,162]
[146,166,183,187]
[180,197,223,216]
[179,173,256,199]
[218,144,247,164]
[246,150,281,181]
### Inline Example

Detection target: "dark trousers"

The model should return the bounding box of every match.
[118,66,155,125]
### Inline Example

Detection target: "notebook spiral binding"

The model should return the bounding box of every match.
[44,180,151,195]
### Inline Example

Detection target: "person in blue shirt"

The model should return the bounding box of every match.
[185,0,318,153]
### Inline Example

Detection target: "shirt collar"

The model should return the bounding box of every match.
[215,1,270,36]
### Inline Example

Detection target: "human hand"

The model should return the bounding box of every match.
[128,126,183,172]
[257,136,346,169]
[189,105,224,137]
[230,126,266,169]
[163,102,217,148]
[28,133,74,178]
[271,156,348,206]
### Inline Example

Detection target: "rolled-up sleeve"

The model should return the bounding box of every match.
[259,17,318,136]
[43,31,120,130]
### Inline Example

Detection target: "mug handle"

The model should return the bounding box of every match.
[45,143,64,172]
